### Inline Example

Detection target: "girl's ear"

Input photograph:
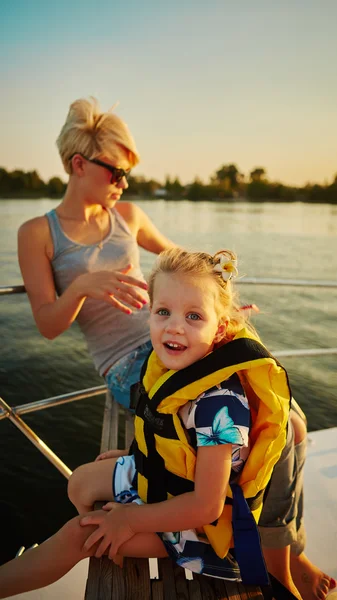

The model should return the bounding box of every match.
[214,319,228,343]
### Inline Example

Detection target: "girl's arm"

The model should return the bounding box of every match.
[82,444,232,557]
[18,218,149,339]
[128,443,232,532]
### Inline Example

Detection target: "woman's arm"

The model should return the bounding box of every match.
[81,444,232,556]
[117,202,177,254]
[18,217,86,339]
[18,217,149,339]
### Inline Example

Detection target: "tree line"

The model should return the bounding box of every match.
[1,164,337,204]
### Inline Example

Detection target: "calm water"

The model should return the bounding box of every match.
[0,198,336,563]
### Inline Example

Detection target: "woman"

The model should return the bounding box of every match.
[18,97,175,408]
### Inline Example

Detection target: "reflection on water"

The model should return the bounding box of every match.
[0,198,336,563]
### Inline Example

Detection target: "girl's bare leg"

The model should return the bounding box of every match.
[119,533,168,559]
[0,514,167,599]
[68,457,118,514]
[0,516,95,599]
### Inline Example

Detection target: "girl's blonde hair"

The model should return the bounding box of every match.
[56,97,140,174]
[148,247,252,342]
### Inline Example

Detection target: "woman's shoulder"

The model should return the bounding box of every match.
[18,215,53,258]
[18,215,51,239]
[115,201,145,237]
[116,201,145,218]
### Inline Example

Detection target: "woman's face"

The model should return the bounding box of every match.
[77,145,131,208]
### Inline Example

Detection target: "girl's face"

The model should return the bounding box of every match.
[150,272,225,371]
[75,146,131,208]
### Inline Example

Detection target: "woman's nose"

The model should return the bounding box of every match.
[117,176,129,190]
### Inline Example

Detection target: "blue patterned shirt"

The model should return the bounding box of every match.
[178,373,250,473]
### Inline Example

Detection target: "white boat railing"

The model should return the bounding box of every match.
[0,285,25,294]
[1,278,336,480]
[1,278,337,296]
[0,389,108,479]
[0,385,107,420]
[237,277,337,287]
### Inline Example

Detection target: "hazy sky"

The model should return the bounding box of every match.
[1,0,337,186]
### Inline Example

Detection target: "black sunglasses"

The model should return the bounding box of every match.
[71,154,131,184]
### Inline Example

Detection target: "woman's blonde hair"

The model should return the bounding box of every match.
[148,247,252,342]
[56,97,140,174]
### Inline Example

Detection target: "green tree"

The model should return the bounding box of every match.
[0,168,11,193]
[213,164,243,191]
[185,178,204,201]
[125,175,162,197]
[165,176,185,198]
[250,167,266,182]
[47,177,66,197]
[26,170,45,191]
[186,177,215,201]
[10,170,28,192]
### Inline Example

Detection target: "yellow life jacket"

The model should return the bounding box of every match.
[132,328,291,559]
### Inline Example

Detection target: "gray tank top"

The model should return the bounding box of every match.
[46,208,150,375]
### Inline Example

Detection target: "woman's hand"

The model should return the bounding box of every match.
[95,449,128,462]
[74,264,149,314]
[80,505,135,559]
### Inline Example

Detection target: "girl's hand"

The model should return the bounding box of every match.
[80,505,135,559]
[112,555,124,568]
[75,264,149,314]
[95,449,128,462]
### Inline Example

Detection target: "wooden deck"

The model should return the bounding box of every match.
[85,392,263,600]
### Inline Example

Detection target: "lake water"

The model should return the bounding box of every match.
[0,198,336,564]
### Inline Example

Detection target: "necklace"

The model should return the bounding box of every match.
[56,209,107,249]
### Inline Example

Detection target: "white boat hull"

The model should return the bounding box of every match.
[304,427,337,579]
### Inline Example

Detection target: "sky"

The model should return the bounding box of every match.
[1,0,337,187]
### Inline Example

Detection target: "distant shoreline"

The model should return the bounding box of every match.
[1,192,337,205]
[2,164,337,204]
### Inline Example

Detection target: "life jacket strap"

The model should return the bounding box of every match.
[225,486,265,511]
[133,438,194,502]
[231,483,269,586]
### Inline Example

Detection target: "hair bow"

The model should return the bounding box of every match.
[213,254,238,282]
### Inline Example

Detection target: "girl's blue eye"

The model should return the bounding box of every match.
[187,313,201,321]
[157,308,170,316]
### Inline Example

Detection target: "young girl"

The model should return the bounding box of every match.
[0,248,298,597]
